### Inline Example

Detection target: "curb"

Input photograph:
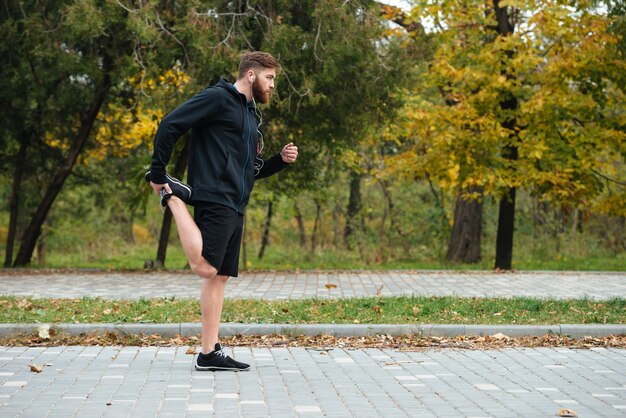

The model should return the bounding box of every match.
[0,323,624,339]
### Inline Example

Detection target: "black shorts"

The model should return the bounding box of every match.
[193,202,243,277]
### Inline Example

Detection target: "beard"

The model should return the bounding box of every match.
[252,79,270,104]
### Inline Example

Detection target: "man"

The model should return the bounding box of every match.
[146,51,298,371]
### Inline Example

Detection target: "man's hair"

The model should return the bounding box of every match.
[237,51,279,79]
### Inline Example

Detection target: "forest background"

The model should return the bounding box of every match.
[1,0,625,272]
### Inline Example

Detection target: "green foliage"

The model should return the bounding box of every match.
[386,0,626,215]
[1,0,624,270]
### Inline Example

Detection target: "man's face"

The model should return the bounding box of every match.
[252,68,276,104]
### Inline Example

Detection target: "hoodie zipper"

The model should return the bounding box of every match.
[236,103,254,213]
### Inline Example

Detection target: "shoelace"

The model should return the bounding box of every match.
[215,349,228,358]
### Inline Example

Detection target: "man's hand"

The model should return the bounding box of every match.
[281,142,298,163]
[150,182,171,195]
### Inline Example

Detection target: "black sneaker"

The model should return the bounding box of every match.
[195,343,250,372]
[145,171,192,205]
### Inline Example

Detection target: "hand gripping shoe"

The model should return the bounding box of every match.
[145,171,192,207]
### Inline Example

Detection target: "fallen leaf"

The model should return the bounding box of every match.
[491,333,509,341]
[17,299,33,310]
[171,336,186,345]
[412,306,420,316]
[324,283,337,289]
[29,364,44,373]
[103,309,112,315]
[37,325,50,340]
[186,347,196,355]
[556,408,577,417]
[375,285,384,296]
[373,306,382,314]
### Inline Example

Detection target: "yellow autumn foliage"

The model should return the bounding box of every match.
[381,0,625,215]
[89,66,190,161]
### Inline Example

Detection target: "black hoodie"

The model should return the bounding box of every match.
[150,78,289,214]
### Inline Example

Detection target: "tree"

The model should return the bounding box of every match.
[378,3,483,263]
[2,0,234,266]
[385,0,626,269]
[214,0,411,251]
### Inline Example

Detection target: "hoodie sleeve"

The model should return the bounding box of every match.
[255,153,290,180]
[150,87,222,184]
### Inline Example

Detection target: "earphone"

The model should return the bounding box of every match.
[253,101,265,176]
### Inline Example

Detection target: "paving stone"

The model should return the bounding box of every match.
[1,270,623,300]
[0,271,625,416]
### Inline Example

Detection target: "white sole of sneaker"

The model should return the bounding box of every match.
[165,173,192,196]
[195,365,250,372]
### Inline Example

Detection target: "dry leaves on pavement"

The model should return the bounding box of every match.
[29,364,44,373]
[1,332,625,350]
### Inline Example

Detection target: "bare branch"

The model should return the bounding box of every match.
[115,0,138,14]
[211,15,237,49]
[592,169,626,187]
[314,20,325,62]
[154,11,190,68]
[132,42,148,100]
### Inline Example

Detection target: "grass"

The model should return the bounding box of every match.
[1,296,623,325]
[34,245,190,270]
[16,241,626,272]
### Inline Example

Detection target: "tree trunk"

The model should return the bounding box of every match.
[554,208,562,253]
[258,199,274,260]
[617,216,626,251]
[378,179,410,255]
[13,80,111,267]
[311,200,322,251]
[447,190,483,263]
[495,185,516,269]
[333,204,341,247]
[154,212,173,269]
[36,226,46,267]
[493,2,519,271]
[4,130,30,267]
[155,140,190,267]
[344,170,362,247]
[293,202,306,247]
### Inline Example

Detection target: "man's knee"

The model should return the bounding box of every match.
[214,274,230,284]
[190,259,218,280]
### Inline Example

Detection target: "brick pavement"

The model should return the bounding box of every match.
[1,270,624,300]
[1,270,625,417]
[0,345,625,417]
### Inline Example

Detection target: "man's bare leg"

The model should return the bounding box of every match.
[166,196,226,354]
[200,274,229,353]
